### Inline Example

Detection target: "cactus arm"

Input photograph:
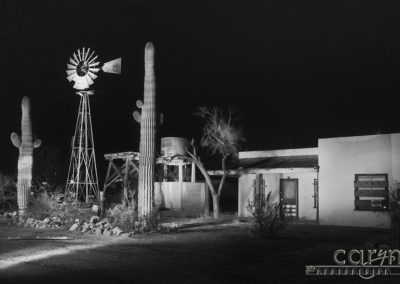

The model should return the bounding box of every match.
[133,111,141,123]
[33,139,41,148]
[136,100,143,108]
[11,132,21,148]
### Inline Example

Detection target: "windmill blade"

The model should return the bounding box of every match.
[73,52,79,63]
[85,48,92,61]
[66,69,76,76]
[82,47,87,61]
[85,75,94,86]
[102,58,121,74]
[80,47,85,61]
[69,57,78,65]
[86,50,95,63]
[67,63,76,70]
[88,54,98,65]
[89,61,100,67]
[89,67,100,73]
[77,49,82,61]
[66,73,77,82]
[87,71,98,80]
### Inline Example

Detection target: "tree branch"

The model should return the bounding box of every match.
[217,154,229,197]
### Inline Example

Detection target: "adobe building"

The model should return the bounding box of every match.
[210,133,400,229]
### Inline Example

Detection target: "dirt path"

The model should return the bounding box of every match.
[0,223,398,284]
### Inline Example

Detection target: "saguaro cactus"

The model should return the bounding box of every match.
[11,97,41,216]
[134,42,157,222]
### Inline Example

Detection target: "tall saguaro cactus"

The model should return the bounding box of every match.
[134,42,157,222]
[11,97,41,216]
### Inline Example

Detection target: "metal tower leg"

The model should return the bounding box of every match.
[66,91,99,203]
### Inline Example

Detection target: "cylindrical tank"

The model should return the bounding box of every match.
[161,137,189,157]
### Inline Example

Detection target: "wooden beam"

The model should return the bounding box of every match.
[208,167,318,176]
[354,181,388,188]
[354,189,389,197]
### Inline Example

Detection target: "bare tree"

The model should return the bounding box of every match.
[186,107,244,219]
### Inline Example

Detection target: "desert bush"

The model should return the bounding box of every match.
[107,204,137,232]
[107,203,162,233]
[27,191,87,225]
[0,172,17,211]
[247,191,287,238]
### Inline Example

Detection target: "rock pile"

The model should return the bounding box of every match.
[0,212,65,229]
[68,216,133,237]
[19,217,63,228]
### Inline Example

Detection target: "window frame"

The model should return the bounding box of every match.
[354,173,389,211]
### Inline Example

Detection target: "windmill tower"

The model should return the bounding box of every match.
[65,47,121,203]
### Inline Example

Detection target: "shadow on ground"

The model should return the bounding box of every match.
[0,222,398,284]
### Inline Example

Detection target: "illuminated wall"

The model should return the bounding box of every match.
[318,133,400,228]
[238,171,317,219]
[154,182,207,216]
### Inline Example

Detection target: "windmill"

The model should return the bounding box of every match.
[65,47,121,203]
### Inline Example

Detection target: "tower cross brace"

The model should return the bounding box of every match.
[66,90,99,203]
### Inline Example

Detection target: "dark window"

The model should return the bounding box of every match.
[354,174,389,211]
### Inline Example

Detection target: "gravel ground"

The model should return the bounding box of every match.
[0,222,398,284]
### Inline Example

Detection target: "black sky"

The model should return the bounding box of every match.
[1,0,400,177]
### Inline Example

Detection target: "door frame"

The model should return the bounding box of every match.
[280,178,299,219]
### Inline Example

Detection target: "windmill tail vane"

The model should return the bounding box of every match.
[66,47,122,90]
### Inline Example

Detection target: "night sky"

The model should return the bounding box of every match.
[1,0,400,179]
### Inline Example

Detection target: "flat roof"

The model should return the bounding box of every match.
[239,155,318,169]
[239,147,318,159]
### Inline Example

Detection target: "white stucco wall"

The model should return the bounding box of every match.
[238,172,317,219]
[154,182,207,216]
[391,134,400,182]
[318,134,399,228]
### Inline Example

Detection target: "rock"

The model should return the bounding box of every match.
[69,223,79,231]
[112,227,123,236]
[74,219,80,223]
[81,227,90,232]
[103,230,113,237]
[42,218,51,224]
[121,232,133,238]
[92,205,99,213]
[51,216,61,222]
[38,223,47,229]
[94,228,103,235]
[26,218,34,224]
[90,216,100,224]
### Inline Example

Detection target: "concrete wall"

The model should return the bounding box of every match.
[318,134,400,228]
[238,172,317,219]
[154,182,207,216]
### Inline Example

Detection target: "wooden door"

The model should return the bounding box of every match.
[280,179,298,219]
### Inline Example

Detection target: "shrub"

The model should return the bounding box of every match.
[247,191,287,238]
[27,190,87,225]
[0,172,17,211]
[107,203,162,233]
[107,204,137,232]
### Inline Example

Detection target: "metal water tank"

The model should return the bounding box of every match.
[161,137,188,157]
